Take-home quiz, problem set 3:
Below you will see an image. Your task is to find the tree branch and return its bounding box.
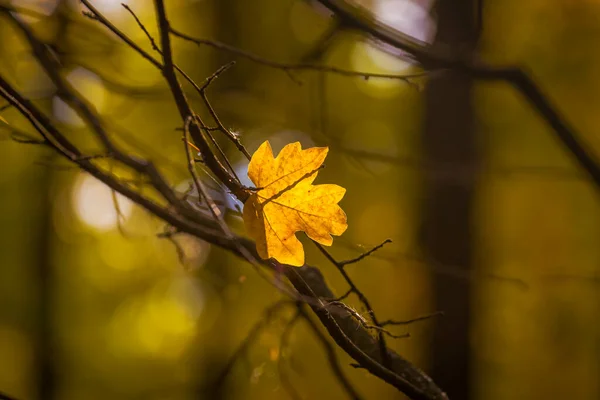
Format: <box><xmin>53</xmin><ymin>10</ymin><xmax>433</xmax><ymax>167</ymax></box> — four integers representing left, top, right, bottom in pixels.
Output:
<box><xmin>169</xmin><ymin>27</ymin><xmax>428</xmax><ymax>84</ymax></box>
<box><xmin>316</xmin><ymin>0</ymin><xmax>600</xmax><ymax>191</ymax></box>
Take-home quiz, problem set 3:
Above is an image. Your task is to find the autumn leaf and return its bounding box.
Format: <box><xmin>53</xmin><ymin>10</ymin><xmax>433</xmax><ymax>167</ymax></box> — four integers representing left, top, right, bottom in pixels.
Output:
<box><xmin>243</xmin><ymin>141</ymin><xmax>347</xmax><ymax>266</ymax></box>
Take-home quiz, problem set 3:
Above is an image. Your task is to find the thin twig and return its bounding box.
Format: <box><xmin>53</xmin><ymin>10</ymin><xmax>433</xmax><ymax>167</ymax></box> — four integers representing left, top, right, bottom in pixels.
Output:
<box><xmin>160</xmin><ymin>228</ymin><xmax>188</xmax><ymax>267</ymax></box>
<box><xmin>122</xmin><ymin>3</ymin><xmax>247</xmax><ymax>178</ymax></box>
<box><xmin>339</xmin><ymin>238</ymin><xmax>529</xmax><ymax>290</ymax></box>
<box><xmin>381</xmin><ymin>311</ymin><xmax>444</xmax><ymax>327</ymax></box>
<box><xmin>3</xmin><ymin>128</ymin><xmax>47</xmax><ymax>145</ymax></box>
<box><xmin>335</xmin><ymin>288</ymin><xmax>353</xmax><ymax>302</ymax></box>
<box><xmin>314</xmin><ymin>242</ymin><xmax>391</xmax><ymax>367</ymax></box>
<box><xmin>79</xmin><ymin>1</ymin><xmax>162</xmax><ymax>69</ymax></box>
<box><xmin>121</xmin><ymin>3</ymin><xmax>161</xmax><ymax>52</ymax></box>
<box><xmin>170</xmin><ymin>28</ymin><xmax>429</xmax><ymax>84</ymax></box>
<box><xmin>182</xmin><ymin>116</ymin><xmax>227</xmax><ymax>230</ymax></box>
<box><xmin>152</xmin><ymin>0</ymin><xmax>246</xmax><ymax>200</ymax></box>
<box><xmin>197</xmin><ymin>62</ymin><xmax>252</xmax><ymax>160</ymax></box>
<box><xmin>110</xmin><ymin>187</ymin><xmax>127</xmax><ymax>236</ymax></box>
<box><xmin>326</xmin><ymin>301</ymin><xmax>409</xmax><ymax>339</ymax></box>
<box><xmin>341</xmin><ymin>147</ymin><xmax>586</xmax><ymax>183</ymax></box>
<box><xmin>197</xmin><ymin>113</ymin><xmax>242</xmax><ymax>184</ymax></box>
<box><xmin>339</xmin><ymin>238</ymin><xmax>392</xmax><ymax>266</ymax></box>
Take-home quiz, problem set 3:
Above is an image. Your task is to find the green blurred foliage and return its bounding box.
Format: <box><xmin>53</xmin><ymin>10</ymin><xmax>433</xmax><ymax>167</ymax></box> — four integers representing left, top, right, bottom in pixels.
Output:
<box><xmin>0</xmin><ymin>0</ymin><xmax>598</xmax><ymax>400</ymax></box>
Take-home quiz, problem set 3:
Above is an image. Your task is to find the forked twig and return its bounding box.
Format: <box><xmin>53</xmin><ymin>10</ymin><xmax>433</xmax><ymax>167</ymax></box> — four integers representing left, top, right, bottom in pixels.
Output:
<box><xmin>314</xmin><ymin>242</ymin><xmax>391</xmax><ymax>366</ymax></box>
<box><xmin>121</xmin><ymin>4</ymin><xmax>250</xmax><ymax>170</ymax></box>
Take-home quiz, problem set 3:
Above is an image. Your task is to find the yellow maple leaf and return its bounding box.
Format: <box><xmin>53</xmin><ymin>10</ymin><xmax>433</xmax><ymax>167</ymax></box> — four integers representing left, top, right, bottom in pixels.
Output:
<box><xmin>243</xmin><ymin>141</ymin><xmax>347</xmax><ymax>266</ymax></box>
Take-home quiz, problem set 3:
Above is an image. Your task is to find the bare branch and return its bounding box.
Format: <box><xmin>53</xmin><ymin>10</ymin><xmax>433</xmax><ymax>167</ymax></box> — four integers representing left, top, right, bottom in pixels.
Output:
<box><xmin>159</xmin><ymin>229</ymin><xmax>188</xmax><ymax>267</ymax></box>
<box><xmin>341</xmin><ymin>147</ymin><xmax>587</xmax><ymax>183</ymax></box>
<box><xmin>381</xmin><ymin>311</ymin><xmax>445</xmax><ymax>327</ymax></box>
<box><xmin>317</xmin><ymin>0</ymin><xmax>600</xmax><ymax>191</ymax></box>
<box><xmin>339</xmin><ymin>238</ymin><xmax>392</xmax><ymax>266</ymax></box>
<box><xmin>2</xmin><ymin>9</ymin><xmax>198</xmax><ymax>219</ymax></box>
<box><xmin>285</xmin><ymin>266</ymin><xmax>445</xmax><ymax>400</ymax></box>
<box><xmin>121</xmin><ymin>3</ymin><xmax>161</xmax><ymax>52</ymax></box>
<box><xmin>152</xmin><ymin>0</ymin><xmax>246</xmax><ymax>201</ymax></box>
<box><xmin>197</xmin><ymin>65</ymin><xmax>252</xmax><ymax>161</ymax></box>
<box><xmin>79</xmin><ymin>1</ymin><xmax>162</xmax><ymax>70</ymax></box>
<box><xmin>0</xmin><ymin>73</ymin><xmax>230</xmax><ymax>248</ymax></box>
<box><xmin>170</xmin><ymin>28</ymin><xmax>429</xmax><ymax>84</ymax></box>
<box><xmin>326</xmin><ymin>301</ymin><xmax>409</xmax><ymax>340</ymax></box>
<box><xmin>314</xmin><ymin>242</ymin><xmax>391</xmax><ymax>367</ymax></box>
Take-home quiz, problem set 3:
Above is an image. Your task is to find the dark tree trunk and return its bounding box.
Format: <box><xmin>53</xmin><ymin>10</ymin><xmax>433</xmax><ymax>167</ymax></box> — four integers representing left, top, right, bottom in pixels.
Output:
<box><xmin>421</xmin><ymin>1</ymin><xmax>480</xmax><ymax>399</ymax></box>
<box><xmin>34</xmin><ymin>4</ymin><xmax>74</xmax><ymax>397</ymax></box>
<box><xmin>34</xmin><ymin>167</ymin><xmax>55</xmax><ymax>400</ymax></box>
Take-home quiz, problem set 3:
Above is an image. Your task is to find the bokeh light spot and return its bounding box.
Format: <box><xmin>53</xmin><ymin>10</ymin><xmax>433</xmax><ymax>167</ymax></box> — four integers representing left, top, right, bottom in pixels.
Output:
<box><xmin>10</xmin><ymin>0</ymin><xmax>59</xmax><ymax>23</ymax></box>
<box><xmin>351</xmin><ymin>0</ymin><xmax>436</xmax><ymax>95</ymax></box>
<box><xmin>350</xmin><ymin>42</ymin><xmax>410</xmax><ymax>96</ymax></box>
<box><xmin>72</xmin><ymin>174</ymin><xmax>133</xmax><ymax>231</ymax></box>
<box><xmin>109</xmin><ymin>279</ymin><xmax>203</xmax><ymax>360</ymax></box>
<box><xmin>374</xmin><ymin>0</ymin><xmax>436</xmax><ymax>44</ymax></box>
<box><xmin>53</xmin><ymin>68</ymin><xmax>106</xmax><ymax>126</ymax></box>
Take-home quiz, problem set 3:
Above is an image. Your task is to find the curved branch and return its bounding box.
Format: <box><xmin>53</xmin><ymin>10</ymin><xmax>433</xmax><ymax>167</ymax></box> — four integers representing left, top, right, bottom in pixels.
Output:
<box><xmin>286</xmin><ymin>266</ymin><xmax>447</xmax><ymax>400</ymax></box>
<box><xmin>169</xmin><ymin>28</ymin><xmax>428</xmax><ymax>83</ymax></box>
<box><xmin>317</xmin><ymin>0</ymin><xmax>600</xmax><ymax>191</ymax></box>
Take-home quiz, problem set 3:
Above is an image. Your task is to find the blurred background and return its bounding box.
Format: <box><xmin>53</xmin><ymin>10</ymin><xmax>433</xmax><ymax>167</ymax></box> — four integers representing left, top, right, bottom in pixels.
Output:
<box><xmin>0</xmin><ymin>0</ymin><xmax>598</xmax><ymax>399</ymax></box>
